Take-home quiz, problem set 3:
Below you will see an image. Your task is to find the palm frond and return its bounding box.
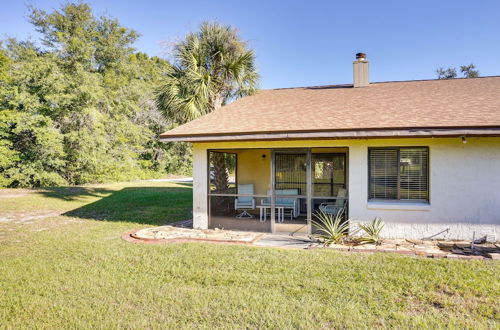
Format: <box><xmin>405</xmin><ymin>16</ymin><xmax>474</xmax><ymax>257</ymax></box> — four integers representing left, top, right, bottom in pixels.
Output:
<box><xmin>156</xmin><ymin>21</ymin><xmax>259</xmax><ymax>125</ymax></box>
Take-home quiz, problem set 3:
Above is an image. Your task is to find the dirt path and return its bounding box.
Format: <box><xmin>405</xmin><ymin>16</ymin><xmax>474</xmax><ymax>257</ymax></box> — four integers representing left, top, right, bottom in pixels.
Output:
<box><xmin>0</xmin><ymin>211</ymin><xmax>62</xmax><ymax>224</ymax></box>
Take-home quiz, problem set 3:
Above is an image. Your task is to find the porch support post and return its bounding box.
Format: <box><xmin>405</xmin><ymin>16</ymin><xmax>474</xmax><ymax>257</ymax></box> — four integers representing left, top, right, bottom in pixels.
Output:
<box><xmin>270</xmin><ymin>149</ymin><xmax>276</xmax><ymax>233</ymax></box>
<box><xmin>306</xmin><ymin>148</ymin><xmax>312</xmax><ymax>234</ymax></box>
<box><xmin>193</xmin><ymin>144</ymin><xmax>208</xmax><ymax>229</ymax></box>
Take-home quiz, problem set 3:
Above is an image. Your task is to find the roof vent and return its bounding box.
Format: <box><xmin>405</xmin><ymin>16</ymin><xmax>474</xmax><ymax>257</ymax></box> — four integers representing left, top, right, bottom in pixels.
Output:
<box><xmin>353</xmin><ymin>52</ymin><xmax>369</xmax><ymax>87</ymax></box>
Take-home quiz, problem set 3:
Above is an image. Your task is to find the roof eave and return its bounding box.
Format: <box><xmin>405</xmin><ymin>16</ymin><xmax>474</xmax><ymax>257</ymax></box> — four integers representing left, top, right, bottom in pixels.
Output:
<box><xmin>160</xmin><ymin>127</ymin><xmax>500</xmax><ymax>142</ymax></box>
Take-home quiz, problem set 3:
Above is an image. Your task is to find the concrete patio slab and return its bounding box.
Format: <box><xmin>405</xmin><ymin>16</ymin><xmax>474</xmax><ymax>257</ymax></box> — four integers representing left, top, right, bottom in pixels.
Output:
<box><xmin>253</xmin><ymin>234</ymin><xmax>315</xmax><ymax>249</ymax></box>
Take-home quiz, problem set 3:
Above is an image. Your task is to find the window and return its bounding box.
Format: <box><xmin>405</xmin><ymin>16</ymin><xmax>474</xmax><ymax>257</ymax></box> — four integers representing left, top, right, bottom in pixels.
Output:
<box><xmin>368</xmin><ymin>147</ymin><xmax>428</xmax><ymax>201</ymax></box>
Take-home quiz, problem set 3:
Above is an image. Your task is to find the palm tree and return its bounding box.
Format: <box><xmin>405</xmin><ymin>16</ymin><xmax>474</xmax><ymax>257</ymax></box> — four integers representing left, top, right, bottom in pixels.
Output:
<box><xmin>157</xmin><ymin>21</ymin><xmax>259</xmax><ymax>193</ymax></box>
<box><xmin>157</xmin><ymin>21</ymin><xmax>259</xmax><ymax>124</ymax></box>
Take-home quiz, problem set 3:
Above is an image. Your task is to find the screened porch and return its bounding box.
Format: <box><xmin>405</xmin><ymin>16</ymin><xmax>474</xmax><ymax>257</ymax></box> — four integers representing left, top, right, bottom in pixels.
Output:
<box><xmin>207</xmin><ymin>148</ymin><xmax>348</xmax><ymax>234</ymax></box>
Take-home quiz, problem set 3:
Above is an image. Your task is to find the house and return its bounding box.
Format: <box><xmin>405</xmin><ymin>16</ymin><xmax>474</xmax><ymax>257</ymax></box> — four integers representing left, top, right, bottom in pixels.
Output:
<box><xmin>160</xmin><ymin>53</ymin><xmax>500</xmax><ymax>241</ymax></box>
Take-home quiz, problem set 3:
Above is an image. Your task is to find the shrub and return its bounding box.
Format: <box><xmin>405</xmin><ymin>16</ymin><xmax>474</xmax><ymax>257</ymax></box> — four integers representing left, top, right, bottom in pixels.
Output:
<box><xmin>312</xmin><ymin>209</ymin><xmax>350</xmax><ymax>246</ymax></box>
<box><xmin>357</xmin><ymin>217</ymin><xmax>385</xmax><ymax>245</ymax></box>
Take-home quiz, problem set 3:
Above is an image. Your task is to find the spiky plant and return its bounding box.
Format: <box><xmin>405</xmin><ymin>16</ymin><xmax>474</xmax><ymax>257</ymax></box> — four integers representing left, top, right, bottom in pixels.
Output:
<box><xmin>311</xmin><ymin>209</ymin><xmax>350</xmax><ymax>246</ymax></box>
<box><xmin>357</xmin><ymin>217</ymin><xmax>385</xmax><ymax>245</ymax></box>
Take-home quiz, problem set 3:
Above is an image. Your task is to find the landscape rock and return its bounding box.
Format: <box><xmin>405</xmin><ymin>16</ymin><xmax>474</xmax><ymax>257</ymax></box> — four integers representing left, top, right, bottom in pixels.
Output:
<box><xmin>486</xmin><ymin>253</ymin><xmax>500</xmax><ymax>260</ymax></box>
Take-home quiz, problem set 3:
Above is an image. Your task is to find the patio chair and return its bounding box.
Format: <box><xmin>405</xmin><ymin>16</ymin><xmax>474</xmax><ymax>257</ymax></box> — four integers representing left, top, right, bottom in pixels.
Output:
<box><xmin>234</xmin><ymin>184</ymin><xmax>255</xmax><ymax>218</ymax></box>
<box><xmin>319</xmin><ymin>188</ymin><xmax>347</xmax><ymax>216</ymax></box>
<box><xmin>277</xmin><ymin>189</ymin><xmax>300</xmax><ymax>218</ymax></box>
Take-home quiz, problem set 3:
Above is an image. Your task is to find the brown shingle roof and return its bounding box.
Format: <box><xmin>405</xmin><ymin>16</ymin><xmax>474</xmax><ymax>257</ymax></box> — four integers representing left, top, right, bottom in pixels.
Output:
<box><xmin>160</xmin><ymin>76</ymin><xmax>500</xmax><ymax>141</ymax></box>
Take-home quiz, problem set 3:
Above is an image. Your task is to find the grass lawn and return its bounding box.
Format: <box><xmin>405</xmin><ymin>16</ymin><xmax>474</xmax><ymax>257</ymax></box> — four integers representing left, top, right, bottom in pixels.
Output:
<box><xmin>0</xmin><ymin>181</ymin><xmax>498</xmax><ymax>328</ymax></box>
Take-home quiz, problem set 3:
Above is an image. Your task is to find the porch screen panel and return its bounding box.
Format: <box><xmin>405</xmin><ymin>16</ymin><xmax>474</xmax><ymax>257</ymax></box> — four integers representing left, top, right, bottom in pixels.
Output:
<box><xmin>369</xmin><ymin>149</ymin><xmax>398</xmax><ymax>199</ymax></box>
<box><xmin>275</xmin><ymin>153</ymin><xmax>307</xmax><ymax>195</ymax></box>
<box><xmin>275</xmin><ymin>153</ymin><xmax>307</xmax><ymax>215</ymax></box>
<box><xmin>208</xmin><ymin>151</ymin><xmax>237</xmax><ymax>194</ymax></box>
<box><xmin>399</xmin><ymin>148</ymin><xmax>428</xmax><ymax>200</ymax></box>
<box><xmin>312</xmin><ymin>153</ymin><xmax>346</xmax><ymax>197</ymax></box>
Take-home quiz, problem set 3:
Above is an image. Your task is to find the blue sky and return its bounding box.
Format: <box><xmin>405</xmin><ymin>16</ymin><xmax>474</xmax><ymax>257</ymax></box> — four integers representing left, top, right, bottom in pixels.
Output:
<box><xmin>1</xmin><ymin>0</ymin><xmax>499</xmax><ymax>89</ymax></box>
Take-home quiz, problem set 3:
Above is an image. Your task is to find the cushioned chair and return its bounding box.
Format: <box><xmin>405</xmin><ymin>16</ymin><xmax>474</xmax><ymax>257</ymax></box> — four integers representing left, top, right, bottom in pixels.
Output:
<box><xmin>319</xmin><ymin>188</ymin><xmax>347</xmax><ymax>216</ymax></box>
<box><xmin>261</xmin><ymin>189</ymin><xmax>300</xmax><ymax>219</ymax></box>
<box><xmin>234</xmin><ymin>184</ymin><xmax>255</xmax><ymax>218</ymax></box>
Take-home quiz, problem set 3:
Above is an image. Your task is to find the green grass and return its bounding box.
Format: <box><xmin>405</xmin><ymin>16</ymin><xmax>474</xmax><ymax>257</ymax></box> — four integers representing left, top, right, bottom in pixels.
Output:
<box><xmin>0</xmin><ymin>181</ymin><xmax>498</xmax><ymax>329</ymax></box>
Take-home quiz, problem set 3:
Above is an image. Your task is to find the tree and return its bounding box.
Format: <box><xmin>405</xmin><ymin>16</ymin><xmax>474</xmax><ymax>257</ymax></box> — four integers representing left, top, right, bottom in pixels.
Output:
<box><xmin>156</xmin><ymin>22</ymin><xmax>259</xmax><ymax>191</ymax></box>
<box><xmin>0</xmin><ymin>2</ymin><xmax>178</xmax><ymax>187</ymax></box>
<box><xmin>0</xmin><ymin>49</ymin><xmax>10</xmax><ymax>83</ymax></box>
<box><xmin>436</xmin><ymin>64</ymin><xmax>479</xmax><ymax>79</ymax></box>
<box><xmin>157</xmin><ymin>21</ymin><xmax>259</xmax><ymax>123</ymax></box>
<box><xmin>460</xmin><ymin>64</ymin><xmax>479</xmax><ymax>78</ymax></box>
<box><xmin>436</xmin><ymin>67</ymin><xmax>457</xmax><ymax>79</ymax></box>
<box><xmin>0</xmin><ymin>110</ymin><xmax>66</xmax><ymax>187</ymax></box>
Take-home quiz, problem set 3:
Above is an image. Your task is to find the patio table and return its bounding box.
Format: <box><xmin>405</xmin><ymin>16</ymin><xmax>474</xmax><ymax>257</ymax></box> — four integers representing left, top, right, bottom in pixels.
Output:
<box><xmin>257</xmin><ymin>205</ymin><xmax>284</xmax><ymax>222</ymax></box>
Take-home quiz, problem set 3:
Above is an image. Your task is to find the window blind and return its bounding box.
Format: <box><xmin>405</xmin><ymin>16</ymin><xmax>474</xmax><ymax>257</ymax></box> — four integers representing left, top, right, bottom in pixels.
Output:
<box><xmin>399</xmin><ymin>148</ymin><xmax>428</xmax><ymax>200</ymax></box>
<box><xmin>369</xmin><ymin>147</ymin><xmax>428</xmax><ymax>201</ymax></box>
<box><xmin>369</xmin><ymin>149</ymin><xmax>398</xmax><ymax>199</ymax></box>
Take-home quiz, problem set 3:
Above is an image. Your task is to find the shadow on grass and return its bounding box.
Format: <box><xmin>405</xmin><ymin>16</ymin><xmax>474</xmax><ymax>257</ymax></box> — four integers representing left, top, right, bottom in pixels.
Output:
<box><xmin>35</xmin><ymin>187</ymin><xmax>116</xmax><ymax>201</ymax></box>
<box><xmin>63</xmin><ymin>185</ymin><xmax>193</xmax><ymax>225</ymax></box>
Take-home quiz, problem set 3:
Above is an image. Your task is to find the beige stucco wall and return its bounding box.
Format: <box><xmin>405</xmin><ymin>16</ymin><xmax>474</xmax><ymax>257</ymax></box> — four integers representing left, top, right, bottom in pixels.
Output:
<box><xmin>192</xmin><ymin>137</ymin><xmax>500</xmax><ymax>241</ymax></box>
<box><xmin>236</xmin><ymin>149</ymin><xmax>271</xmax><ymax>195</ymax></box>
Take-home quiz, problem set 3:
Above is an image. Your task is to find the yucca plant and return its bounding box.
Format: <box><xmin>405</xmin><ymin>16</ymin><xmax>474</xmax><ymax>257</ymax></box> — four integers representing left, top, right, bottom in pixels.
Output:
<box><xmin>311</xmin><ymin>209</ymin><xmax>350</xmax><ymax>246</ymax></box>
<box><xmin>357</xmin><ymin>217</ymin><xmax>385</xmax><ymax>245</ymax></box>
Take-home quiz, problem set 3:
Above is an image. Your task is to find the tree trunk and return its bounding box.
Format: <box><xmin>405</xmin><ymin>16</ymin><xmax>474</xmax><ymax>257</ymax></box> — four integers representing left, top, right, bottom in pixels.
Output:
<box><xmin>210</xmin><ymin>93</ymin><xmax>228</xmax><ymax>193</ymax></box>
<box><xmin>211</xmin><ymin>152</ymin><xmax>230</xmax><ymax>214</ymax></box>
<box><xmin>208</xmin><ymin>93</ymin><xmax>224</xmax><ymax>113</ymax></box>
<box><xmin>208</xmin><ymin>94</ymin><xmax>230</xmax><ymax>213</ymax></box>
<box><xmin>212</xmin><ymin>152</ymin><xmax>228</xmax><ymax>193</ymax></box>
